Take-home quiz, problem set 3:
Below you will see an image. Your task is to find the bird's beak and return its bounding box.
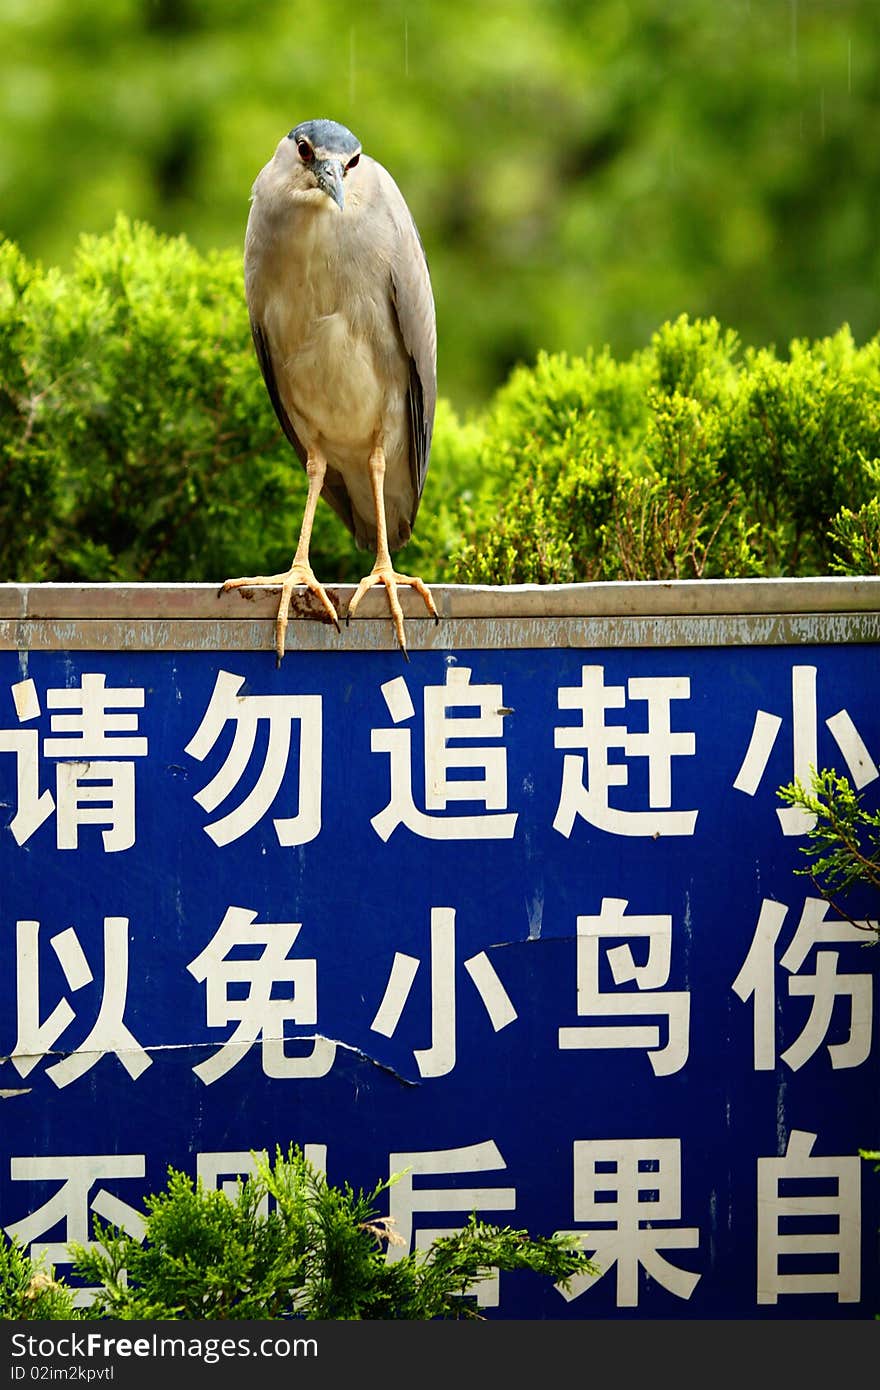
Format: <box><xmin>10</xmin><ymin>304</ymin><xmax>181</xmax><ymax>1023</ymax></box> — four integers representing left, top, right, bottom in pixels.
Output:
<box><xmin>315</xmin><ymin>158</ymin><xmax>345</xmax><ymax>211</ymax></box>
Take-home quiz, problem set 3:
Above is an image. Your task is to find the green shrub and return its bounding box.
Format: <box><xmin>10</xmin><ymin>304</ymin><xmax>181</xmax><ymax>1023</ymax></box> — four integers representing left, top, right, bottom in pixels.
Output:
<box><xmin>777</xmin><ymin>768</ymin><xmax>880</xmax><ymax>939</ymax></box>
<box><xmin>447</xmin><ymin>316</ymin><xmax>880</xmax><ymax>585</ymax></box>
<box><xmin>2</xmin><ymin>222</ymin><xmax>879</xmax><ymax>590</ymax></box>
<box><xmin>63</xmin><ymin>1146</ymin><xmax>597</xmax><ymax>1320</ymax></box>
<box><xmin>721</xmin><ymin>331</ymin><xmax>880</xmax><ymax>573</ymax></box>
<box><xmin>778</xmin><ymin>767</ymin><xmax>879</xmax><ymax>1315</ymax></box>
<box><xmin>0</xmin><ymin>1231</ymin><xmax>78</xmax><ymax>1320</ymax></box>
<box><xmin>829</xmin><ymin>487</ymin><xmax>880</xmax><ymax>576</ymax></box>
<box><xmin>0</xmin><ymin>218</ymin><xmax>470</xmax><ymax>589</ymax></box>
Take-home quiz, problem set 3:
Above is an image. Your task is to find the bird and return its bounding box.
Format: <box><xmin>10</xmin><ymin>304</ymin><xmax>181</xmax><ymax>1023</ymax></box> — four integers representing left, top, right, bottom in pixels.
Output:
<box><xmin>222</xmin><ymin>117</ymin><xmax>439</xmax><ymax>663</ymax></box>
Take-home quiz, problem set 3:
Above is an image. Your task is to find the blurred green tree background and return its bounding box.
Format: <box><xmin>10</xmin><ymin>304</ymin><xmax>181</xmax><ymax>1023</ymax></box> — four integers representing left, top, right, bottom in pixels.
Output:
<box><xmin>2</xmin><ymin>0</ymin><xmax>878</xmax><ymax>411</ymax></box>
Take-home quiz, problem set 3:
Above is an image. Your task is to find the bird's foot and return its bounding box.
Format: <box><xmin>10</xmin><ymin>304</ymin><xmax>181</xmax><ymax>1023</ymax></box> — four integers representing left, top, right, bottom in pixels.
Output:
<box><xmin>345</xmin><ymin>564</ymin><xmax>439</xmax><ymax>659</ymax></box>
<box><xmin>221</xmin><ymin>566</ymin><xmax>340</xmax><ymax>664</ymax></box>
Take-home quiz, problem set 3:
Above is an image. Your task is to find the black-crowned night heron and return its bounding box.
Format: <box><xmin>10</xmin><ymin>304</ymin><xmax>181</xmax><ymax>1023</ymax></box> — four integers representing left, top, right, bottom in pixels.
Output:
<box><xmin>223</xmin><ymin>117</ymin><xmax>439</xmax><ymax>662</ymax></box>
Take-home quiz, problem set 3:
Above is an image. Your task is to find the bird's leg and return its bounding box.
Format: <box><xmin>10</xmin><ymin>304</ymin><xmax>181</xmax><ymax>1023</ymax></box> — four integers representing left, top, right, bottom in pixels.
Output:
<box><xmin>345</xmin><ymin>444</ymin><xmax>439</xmax><ymax>658</ymax></box>
<box><xmin>221</xmin><ymin>448</ymin><xmax>340</xmax><ymax>664</ymax></box>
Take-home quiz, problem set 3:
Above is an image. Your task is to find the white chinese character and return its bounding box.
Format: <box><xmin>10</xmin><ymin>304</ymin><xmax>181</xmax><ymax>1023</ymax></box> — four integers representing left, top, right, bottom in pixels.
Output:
<box><xmin>186</xmin><ymin>905</ymin><xmax>335</xmax><ymax>1084</ymax></box>
<box><xmin>12</xmin><ymin>917</ymin><xmax>151</xmax><ymax>1088</ymax></box>
<box><xmin>0</xmin><ymin>675</ymin><xmax>147</xmax><ymax>851</ymax></box>
<box><xmin>185</xmin><ymin>670</ymin><xmax>322</xmax><ymax>846</ymax></box>
<box><xmin>757</xmin><ymin>1130</ymin><xmax>860</xmax><ymax>1303</ymax></box>
<box><xmin>370</xmin><ymin>669</ymin><xmax>518</xmax><ymax>841</ymax></box>
<box><xmin>0</xmin><ymin>679</ymin><xmax>53</xmax><ymax>842</ymax></box>
<box><xmin>553</xmin><ymin>666</ymin><xmax>697</xmax><ymax>837</ymax></box>
<box><xmin>386</xmin><ymin>1139</ymin><xmax>516</xmax><ymax>1307</ymax></box>
<box><xmin>732</xmin><ymin>897</ymin><xmax>873</xmax><ymax>1070</ymax></box>
<box><xmin>370</xmin><ymin>906</ymin><xmax>517</xmax><ymax>1077</ymax></box>
<box><xmin>197</xmin><ymin>1150</ymin><xmax>270</xmax><ymax>1205</ymax></box>
<box><xmin>558</xmin><ymin>898</ymin><xmax>690</xmax><ymax>1076</ymax></box>
<box><xmin>555</xmin><ymin>1138</ymin><xmax>701</xmax><ymax>1307</ymax></box>
<box><xmin>5</xmin><ymin>1154</ymin><xmax>145</xmax><ymax>1307</ymax></box>
<box><xmin>733</xmin><ymin>664</ymin><xmax>878</xmax><ymax>834</ymax></box>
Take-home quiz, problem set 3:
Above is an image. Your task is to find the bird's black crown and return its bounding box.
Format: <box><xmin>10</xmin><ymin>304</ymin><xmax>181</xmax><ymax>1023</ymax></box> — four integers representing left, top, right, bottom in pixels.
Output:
<box><xmin>288</xmin><ymin>119</ymin><xmax>360</xmax><ymax>157</ymax></box>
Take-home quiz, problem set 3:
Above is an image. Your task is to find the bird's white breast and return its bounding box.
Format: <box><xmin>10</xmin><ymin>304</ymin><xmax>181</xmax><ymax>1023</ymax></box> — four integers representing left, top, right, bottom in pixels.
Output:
<box><xmin>245</xmin><ymin>188</ymin><xmax>408</xmax><ymax>464</ymax></box>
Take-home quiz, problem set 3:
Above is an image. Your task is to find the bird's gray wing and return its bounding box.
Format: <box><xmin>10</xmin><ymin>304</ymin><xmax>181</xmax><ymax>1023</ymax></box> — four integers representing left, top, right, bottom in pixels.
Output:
<box><xmin>250</xmin><ymin>317</ymin><xmax>356</xmax><ymax>537</ymax></box>
<box><xmin>385</xmin><ymin>180</ymin><xmax>437</xmax><ymax>516</ymax></box>
<box><xmin>250</xmin><ymin>318</ymin><xmax>306</xmax><ymax>467</ymax></box>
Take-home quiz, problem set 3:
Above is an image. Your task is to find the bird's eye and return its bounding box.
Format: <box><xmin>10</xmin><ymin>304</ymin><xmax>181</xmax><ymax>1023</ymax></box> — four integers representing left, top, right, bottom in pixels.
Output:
<box><xmin>297</xmin><ymin>141</ymin><xmax>314</xmax><ymax>163</ymax></box>
<box><xmin>345</xmin><ymin>153</ymin><xmax>360</xmax><ymax>172</ymax></box>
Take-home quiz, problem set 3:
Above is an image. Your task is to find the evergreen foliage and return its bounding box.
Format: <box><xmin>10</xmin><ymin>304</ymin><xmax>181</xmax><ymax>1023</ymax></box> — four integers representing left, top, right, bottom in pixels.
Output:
<box><xmin>449</xmin><ymin>316</ymin><xmax>880</xmax><ymax>584</ymax></box>
<box><xmin>777</xmin><ymin>769</ymin><xmax>880</xmax><ymax>939</ymax></box>
<box><xmin>0</xmin><ymin>218</ymin><xmax>474</xmax><ymax>588</ymax></box>
<box><xmin>778</xmin><ymin>767</ymin><xmax>880</xmax><ymax>1273</ymax></box>
<box><xmin>2</xmin><ymin>221</ymin><xmax>879</xmax><ymax>591</ymax></box>
<box><xmin>59</xmin><ymin>1145</ymin><xmax>597</xmax><ymax>1320</ymax></box>
<box><xmin>0</xmin><ymin>1232</ymin><xmax>77</xmax><ymax>1320</ymax></box>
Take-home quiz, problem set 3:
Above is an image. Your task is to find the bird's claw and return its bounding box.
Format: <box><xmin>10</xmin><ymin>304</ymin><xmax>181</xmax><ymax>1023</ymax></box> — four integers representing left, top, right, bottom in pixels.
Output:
<box><xmin>221</xmin><ymin>564</ymin><xmax>434</xmax><ymax>662</ymax></box>
<box><xmin>221</xmin><ymin>567</ymin><xmax>341</xmax><ymax>664</ymax></box>
<box><xmin>346</xmin><ymin>566</ymin><xmax>436</xmax><ymax>656</ymax></box>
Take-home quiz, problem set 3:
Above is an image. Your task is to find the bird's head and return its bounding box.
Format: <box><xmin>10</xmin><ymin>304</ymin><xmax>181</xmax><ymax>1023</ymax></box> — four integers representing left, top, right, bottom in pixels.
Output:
<box><xmin>279</xmin><ymin>118</ymin><xmax>362</xmax><ymax>211</ymax></box>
